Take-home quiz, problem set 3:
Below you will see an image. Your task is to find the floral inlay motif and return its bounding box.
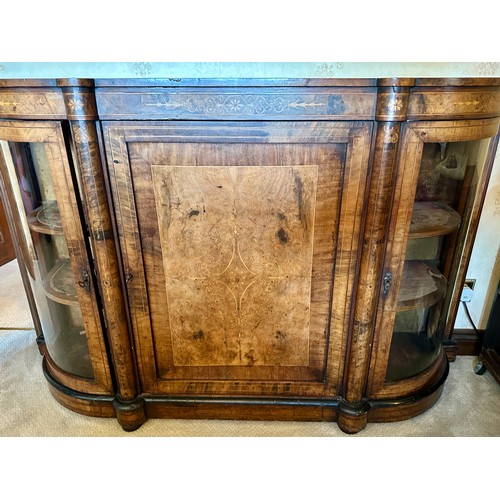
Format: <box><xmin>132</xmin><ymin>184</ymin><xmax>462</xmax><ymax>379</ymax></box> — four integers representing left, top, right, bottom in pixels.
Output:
<box><xmin>383</xmin><ymin>124</ymin><xmax>399</xmax><ymax>144</ymax></box>
<box><xmin>144</xmin><ymin>93</ymin><xmax>331</xmax><ymax>115</ymax></box>
<box><xmin>65</xmin><ymin>97</ymin><xmax>85</xmax><ymax>112</ymax></box>
<box><xmin>387</xmin><ymin>96</ymin><xmax>404</xmax><ymax>112</ymax></box>
<box><xmin>72</xmin><ymin>122</ymin><xmax>91</xmax><ymax>144</ymax></box>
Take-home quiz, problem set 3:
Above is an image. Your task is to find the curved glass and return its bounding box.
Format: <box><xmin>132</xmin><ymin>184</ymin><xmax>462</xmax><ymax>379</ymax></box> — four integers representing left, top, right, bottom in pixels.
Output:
<box><xmin>2</xmin><ymin>141</ymin><xmax>93</xmax><ymax>379</ymax></box>
<box><xmin>386</xmin><ymin>138</ymin><xmax>491</xmax><ymax>382</ymax></box>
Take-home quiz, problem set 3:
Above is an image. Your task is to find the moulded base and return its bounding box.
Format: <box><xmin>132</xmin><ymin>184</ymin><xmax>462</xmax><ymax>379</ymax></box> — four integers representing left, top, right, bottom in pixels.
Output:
<box><xmin>42</xmin><ymin>354</ymin><xmax>449</xmax><ymax>434</ymax></box>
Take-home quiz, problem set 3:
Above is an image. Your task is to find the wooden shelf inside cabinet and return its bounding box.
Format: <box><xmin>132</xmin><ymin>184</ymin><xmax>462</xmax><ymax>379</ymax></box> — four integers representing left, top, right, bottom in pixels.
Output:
<box><xmin>27</xmin><ymin>202</ymin><xmax>63</xmax><ymax>235</ymax></box>
<box><xmin>397</xmin><ymin>260</ymin><xmax>447</xmax><ymax>312</ymax></box>
<box><xmin>386</xmin><ymin>331</ymin><xmax>441</xmax><ymax>382</ymax></box>
<box><xmin>409</xmin><ymin>202</ymin><xmax>461</xmax><ymax>239</ymax></box>
<box><xmin>42</xmin><ymin>260</ymin><xmax>79</xmax><ymax>306</ymax></box>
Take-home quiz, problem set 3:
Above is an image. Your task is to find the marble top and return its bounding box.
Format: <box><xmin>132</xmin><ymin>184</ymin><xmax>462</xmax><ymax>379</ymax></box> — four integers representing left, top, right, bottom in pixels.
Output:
<box><xmin>0</xmin><ymin>62</ymin><xmax>499</xmax><ymax>79</ymax></box>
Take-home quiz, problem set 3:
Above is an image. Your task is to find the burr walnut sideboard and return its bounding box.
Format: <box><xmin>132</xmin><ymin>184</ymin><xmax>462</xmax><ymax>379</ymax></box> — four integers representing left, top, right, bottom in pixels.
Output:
<box><xmin>0</xmin><ymin>77</ymin><xmax>499</xmax><ymax>433</ymax></box>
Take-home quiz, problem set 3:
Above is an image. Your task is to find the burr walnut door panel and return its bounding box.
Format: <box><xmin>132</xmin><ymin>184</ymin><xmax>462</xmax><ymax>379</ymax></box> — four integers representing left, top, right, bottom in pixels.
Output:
<box><xmin>103</xmin><ymin>121</ymin><xmax>373</xmax><ymax>397</ymax></box>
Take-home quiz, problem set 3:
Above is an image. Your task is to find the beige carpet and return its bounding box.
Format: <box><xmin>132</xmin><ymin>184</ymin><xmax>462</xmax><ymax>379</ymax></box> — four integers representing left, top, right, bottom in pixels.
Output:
<box><xmin>0</xmin><ymin>259</ymin><xmax>34</xmax><ymax>330</ymax></box>
<box><xmin>1</xmin><ymin>259</ymin><xmax>499</xmax><ymax>437</ymax></box>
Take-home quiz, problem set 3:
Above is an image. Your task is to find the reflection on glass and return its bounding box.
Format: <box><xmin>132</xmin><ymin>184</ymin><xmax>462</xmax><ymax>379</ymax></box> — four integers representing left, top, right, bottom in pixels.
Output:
<box><xmin>386</xmin><ymin>139</ymin><xmax>490</xmax><ymax>382</ymax></box>
<box><xmin>6</xmin><ymin>142</ymin><xmax>93</xmax><ymax>379</ymax></box>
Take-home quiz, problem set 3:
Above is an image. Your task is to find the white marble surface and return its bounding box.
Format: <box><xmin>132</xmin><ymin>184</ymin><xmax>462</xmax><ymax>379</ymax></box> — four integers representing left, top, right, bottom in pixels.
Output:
<box><xmin>0</xmin><ymin>62</ymin><xmax>499</xmax><ymax>79</ymax></box>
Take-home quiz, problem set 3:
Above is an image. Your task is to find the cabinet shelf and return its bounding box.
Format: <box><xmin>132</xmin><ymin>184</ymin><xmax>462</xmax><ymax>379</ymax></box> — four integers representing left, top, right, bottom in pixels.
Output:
<box><xmin>27</xmin><ymin>202</ymin><xmax>63</xmax><ymax>235</ymax></box>
<box><xmin>42</xmin><ymin>260</ymin><xmax>79</xmax><ymax>306</ymax></box>
<box><xmin>409</xmin><ymin>202</ymin><xmax>461</xmax><ymax>239</ymax></box>
<box><xmin>397</xmin><ymin>260</ymin><xmax>447</xmax><ymax>312</ymax></box>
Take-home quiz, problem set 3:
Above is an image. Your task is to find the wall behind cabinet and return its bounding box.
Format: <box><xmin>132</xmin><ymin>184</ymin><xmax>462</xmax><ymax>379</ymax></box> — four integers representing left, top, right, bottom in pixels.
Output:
<box><xmin>455</xmin><ymin>145</ymin><xmax>500</xmax><ymax>329</ymax></box>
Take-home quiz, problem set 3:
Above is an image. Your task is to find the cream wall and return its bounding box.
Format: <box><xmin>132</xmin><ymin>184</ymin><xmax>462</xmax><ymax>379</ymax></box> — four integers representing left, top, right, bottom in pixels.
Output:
<box><xmin>455</xmin><ymin>144</ymin><xmax>500</xmax><ymax>329</ymax></box>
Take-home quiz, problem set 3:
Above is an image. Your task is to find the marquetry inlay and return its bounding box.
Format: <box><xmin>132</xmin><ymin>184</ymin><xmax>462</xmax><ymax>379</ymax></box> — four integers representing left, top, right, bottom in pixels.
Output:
<box><xmin>152</xmin><ymin>164</ymin><xmax>319</xmax><ymax>367</ymax></box>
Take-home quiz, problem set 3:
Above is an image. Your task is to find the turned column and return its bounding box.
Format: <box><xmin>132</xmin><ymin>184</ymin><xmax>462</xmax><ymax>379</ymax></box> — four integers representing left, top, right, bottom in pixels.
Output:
<box><xmin>57</xmin><ymin>79</ymin><xmax>146</xmax><ymax>431</ymax></box>
<box><xmin>337</xmin><ymin>78</ymin><xmax>414</xmax><ymax>433</ymax></box>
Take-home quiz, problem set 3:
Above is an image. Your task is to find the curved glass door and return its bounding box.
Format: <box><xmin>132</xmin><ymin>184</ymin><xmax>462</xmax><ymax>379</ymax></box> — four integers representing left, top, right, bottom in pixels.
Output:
<box><xmin>386</xmin><ymin>138</ymin><xmax>491</xmax><ymax>381</ymax></box>
<box><xmin>1</xmin><ymin>140</ymin><xmax>94</xmax><ymax>378</ymax></box>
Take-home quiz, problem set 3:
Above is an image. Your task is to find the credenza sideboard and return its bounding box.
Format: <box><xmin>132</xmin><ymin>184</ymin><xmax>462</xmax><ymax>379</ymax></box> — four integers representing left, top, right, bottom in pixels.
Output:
<box><xmin>1</xmin><ymin>77</ymin><xmax>499</xmax><ymax>433</ymax></box>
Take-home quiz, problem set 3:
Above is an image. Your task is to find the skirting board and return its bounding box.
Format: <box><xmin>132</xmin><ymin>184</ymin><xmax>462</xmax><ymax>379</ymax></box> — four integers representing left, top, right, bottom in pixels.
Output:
<box><xmin>445</xmin><ymin>329</ymin><xmax>485</xmax><ymax>361</ymax></box>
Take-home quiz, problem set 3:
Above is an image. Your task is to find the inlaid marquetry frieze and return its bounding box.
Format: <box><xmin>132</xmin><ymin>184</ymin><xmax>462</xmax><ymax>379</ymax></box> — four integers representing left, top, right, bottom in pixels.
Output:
<box><xmin>143</xmin><ymin>94</ymin><xmax>326</xmax><ymax>115</ymax></box>
<box><xmin>0</xmin><ymin>90</ymin><xmax>66</xmax><ymax>118</ymax></box>
<box><xmin>61</xmin><ymin>89</ymin><xmax>98</xmax><ymax>120</ymax></box>
<box><xmin>376</xmin><ymin>89</ymin><xmax>410</xmax><ymax>121</ymax></box>
<box><xmin>96</xmin><ymin>88</ymin><xmax>377</xmax><ymax>119</ymax></box>
<box><xmin>408</xmin><ymin>89</ymin><xmax>500</xmax><ymax>119</ymax></box>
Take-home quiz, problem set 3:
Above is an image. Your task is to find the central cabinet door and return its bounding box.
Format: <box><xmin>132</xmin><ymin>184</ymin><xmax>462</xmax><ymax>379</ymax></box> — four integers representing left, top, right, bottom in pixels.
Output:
<box><xmin>103</xmin><ymin>121</ymin><xmax>372</xmax><ymax>397</ymax></box>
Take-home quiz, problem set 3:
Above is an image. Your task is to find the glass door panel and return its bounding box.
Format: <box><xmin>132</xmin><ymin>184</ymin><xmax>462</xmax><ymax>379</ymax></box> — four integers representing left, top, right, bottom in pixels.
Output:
<box><xmin>386</xmin><ymin>138</ymin><xmax>491</xmax><ymax>382</ymax></box>
<box><xmin>1</xmin><ymin>140</ymin><xmax>93</xmax><ymax>379</ymax></box>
